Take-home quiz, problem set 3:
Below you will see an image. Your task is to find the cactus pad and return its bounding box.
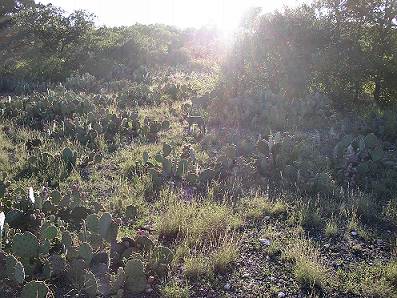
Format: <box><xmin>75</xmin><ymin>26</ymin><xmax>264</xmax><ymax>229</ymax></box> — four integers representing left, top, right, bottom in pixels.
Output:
<box><xmin>21</xmin><ymin>281</ymin><xmax>50</xmax><ymax>298</ymax></box>
<box><xmin>12</xmin><ymin>231</ymin><xmax>39</xmax><ymax>259</ymax></box>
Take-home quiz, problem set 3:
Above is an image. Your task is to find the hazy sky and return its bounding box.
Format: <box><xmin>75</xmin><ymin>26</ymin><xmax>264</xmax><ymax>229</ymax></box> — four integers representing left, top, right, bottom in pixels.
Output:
<box><xmin>38</xmin><ymin>0</ymin><xmax>305</xmax><ymax>33</ymax></box>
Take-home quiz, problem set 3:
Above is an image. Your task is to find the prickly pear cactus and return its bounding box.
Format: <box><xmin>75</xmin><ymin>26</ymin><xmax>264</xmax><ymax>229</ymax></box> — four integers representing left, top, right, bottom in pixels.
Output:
<box><xmin>99</xmin><ymin>212</ymin><xmax>112</xmax><ymax>238</ymax></box>
<box><xmin>21</xmin><ymin>281</ymin><xmax>50</xmax><ymax>298</ymax></box>
<box><xmin>162</xmin><ymin>158</ymin><xmax>172</xmax><ymax>176</ymax></box>
<box><xmin>12</xmin><ymin>231</ymin><xmax>39</xmax><ymax>259</ymax></box>
<box><xmin>149</xmin><ymin>246</ymin><xmax>174</xmax><ymax>277</ymax></box>
<box><xmin>62</xmin><ymin>147</ymin><xmax>77</xmax><ymax>167</ymax></box>
<box><xmin>14</xmin><ymin>260</ymin><xmax>25</xmax><ymax>284</ymax></box>
<box><xmin>86</xmin><ymin>214</ymin><xmax>99</xmax><ymax>233</ymax></box>
<box><xmin>48</xmin><ymin>254</ymin><xmax>66</xmax><ymax>277</ymax></box>
<box><xmin>67</xmin><ymin>258</ymin><xmax>87</xmax><ymax>286</ymax></box>
<box><xmin>61</xmin><ymin>230</ymin><xmax>73</xmax><ymax>250</ymax></box>
<box><xmin>79</xmin><ymin>242</ymin><xmax>93</xmax><ymax>264</ymax></box>
<box><xmin>126</xmin><ymin>205</ymin><xmax>137</xmax><ymax>220</ymax></box>
<box><xmin>111</xmin><ymin>267</ymin><xmax>126</xmax><ymax>292</ymax></box>
<box><xmin>83</xmin><ymin>270</ymin><xmax>98</xmax><ymax>297</ymax></box>
<box><xmin>40</xmin><ymin>239</ymin><xmax>51</xmax><ymax>255</ymax></box>
<box><xmin>135</xmin><ymin>235</ymin><xmax>154</xmax><ymax>252</ymax></box>
<box><xmin>4</xmin><ymin>252</ymin><xmax>25</xmax><ymax>283</ymax></box>
<box><xmin>163</xmin><ymin>143</ymin><xmax>172</xmax><ymax>157</ymax></box>
<box><xmin>153</xmin><ymin>246</ymin><xmax>174</xmax><ymax>264</ymax></box>
<box><xmin>42</xmin><ymin>224</ymin><xmax>58</xmax><ymax>241</ymax></box>
<box><xmin>125</xmin><ymin>258</ymin><xmax>147</xmax><ymax>294</ymax></box>
<box><xmin>5</xmin><ymin>254</ymin><xmax>21</xmax><ymax>282</ymax></box>
<box><xmin>176</xmin><ymin>159</ymin><xmax>188</xmax><ymax>178</ymax></box>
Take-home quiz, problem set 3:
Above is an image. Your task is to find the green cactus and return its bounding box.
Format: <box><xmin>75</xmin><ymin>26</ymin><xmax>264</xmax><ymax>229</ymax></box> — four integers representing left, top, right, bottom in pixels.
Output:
<box><xmin>153</xmin><ymin>246</ymin><xmax>174</xmax><ymax>264</ymax></box>
<box><xmin>83</xmin><ymin>270</ymin><xmax>98</xmax><ymax>297</ymax></box>
<box><xmin>40</xmin><ymin>239</ymin><xmax>51</xmax><ymax>255</ymax></box>
<box><xmin>148</xmin><ymin>168</ymin><xmax>163</xmax><ymax>188</ymax></box>
<box><xmin>111</xmin><ymin>267</ymin><xmax>126</xmax><ymax>292</ymax></box>
<box><xmin>67</xmin><ymin>258</ymin><xmax>87</xmax><ymax>286</ymax></box>
<box><xmin>14</xmin><ymin>260</ymin><xmax>25</xmax><ymax>284</ymax></box>
<box><xmin>162</xmin><ymin>158</ymin><xmax>173</xmax><ymax>176</ymax></box>
<box><xmin>364</xmin><ymin>133</ymin><xmax>378</xmax><ymax>149</ymax></box>
<box><xmin>42</xmin><ymin>201</ymin><xmax>56</xmax><ymax>214</ymax></box>
<box><xmin>155</xmin><ymin>152</ymin><xmax>164</xmax><ymax>163</ymax></box>
<box><xmin>149</xmin><ymin>246</ymin><xmax>174</xmax><ymax>277</ymax></box>
<box><xmin>86</xmin><ymin>214</ymin><xmax>99</xmax><ymax>233</ymax></box>
<box><xmin>79</xmin><ymin>242</ymin><xmax>93</xmax><ymax>264</ymax></box>
<box><xmin>21</xmin><ymin>281</ymin><xmax>50</xmax><ymax>298</ymax></box>
<box><xmin>176</xmin><ymin>159</ymin><xmax>188</xmax><ymax>178</ymax></box>
<box><xmin>125</xmin><ymin>258</ymin><xmax>147</xmax><ymax>294</ymax></box>
<box><xmin>42</xmin><ymin>224</ymin><xmax>58</xmax><ymax>241</ymax></box>
<box><xmin>143</xmin><ymin>151</ymin><xmax>149</xmax><ymax>164</ymax></box>
<box><xmin>62</xmin><ymin>147</ymin><xmax>77</xmax><ymax>167</ymax></box>
<box><xmin>186</xmin><ymin>173</ymin><xmax>198</xmax><ymax>184</ymax></box>
<box><xmin>199</xmin><ymin>168</ymin><xmax>216</xmax><ymax>184</ymax></box>
<box><xmin>50</xmin><ymin>190</ymin><xmax>62</xmax><ymax>204</ymax></box>
<box><xmin>162</xmin><ymin>120</ymin><xmax>170</xmax><ymax>130</ymax></box>
<box><xmin>88</xmin><ymin>233</ymin><xmax>103</xmax><ymax>249</ymax></box>
<box><xmin>126</xmin><ymin>205</ymin><xmax>137</xmax><ymax>220</ymax></box>
<box><xmin>6</xmin><ymin>254</ymin><xmax>17</xmax><ymax>277</ymax></box>
<box><xmin>163</xmin><ymin>143</ymin><xmax>172</xmax><ymax>157</ymax></box>
<box><xmin>61</xmin><ymin>231</ymin><xmax>73</xmax><ymax>250</ymax></box>
<box><xmin>12</xmin><ymin>231</ymin><xmax>39</xmax><ymax>259</ymax></box>
<box><xmin>48</xmin><ymin>254</ymin><xmax>66</xmax><ymax>277</ymax></box>
<box><xmin>99</xmin><ymin>212</ymin><xmax>112</xmax><ymax>238</ymax></box>
<box><xmin>370</xmin><ymin>146</ymin><xmax>384</xmax><ymax>162</ymax></box>
<box><xmin>135</xmin><ymin>235</ymin><xmax>154</xmax><ymax>252</ymax></box>
<box><xmin>98</xmin><ymin>212</ymin><xmax>118</xmax><ymax>242</ymax></box>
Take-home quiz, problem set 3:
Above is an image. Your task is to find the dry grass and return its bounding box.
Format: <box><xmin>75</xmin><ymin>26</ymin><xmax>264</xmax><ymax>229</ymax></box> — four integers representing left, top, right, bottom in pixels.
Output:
<box><xmin>156</xmin><ymin>193</ymin><xmax>241</xmax><ymax>246</ymax></box>
<box><xmin>282</xmin><ymin>234</ymin><xmax>331</xmax><ymax>290</ymax></box>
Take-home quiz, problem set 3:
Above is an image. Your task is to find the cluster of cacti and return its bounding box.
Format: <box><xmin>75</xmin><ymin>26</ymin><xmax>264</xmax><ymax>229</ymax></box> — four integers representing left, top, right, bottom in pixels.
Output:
<box><xmin>142</xmin><ymin>143</ymin><xmax>217</xmax><ymax>188</ymax></box>
<box><xmin>334</xmin><ymin>133</ymin><xmax>387</xmax><ymax>187</ymax></box>
<box><xmin>0</xmin><ymin>88</ymin><xmax>173</xmax><ymax>160</ymax></box>
<box><xmin>1</xmin><ymin>186</ymin><xmax>176</xmax><ymax>296</ymax></box>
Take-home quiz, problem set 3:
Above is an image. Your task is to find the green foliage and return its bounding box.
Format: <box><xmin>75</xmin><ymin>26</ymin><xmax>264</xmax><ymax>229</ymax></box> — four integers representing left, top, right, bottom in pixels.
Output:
<box><xmin>21</xmin><ymin>281</ymin><xmax>50</xmax><ymax>298</ymax></box>
<box><xmin>125</xmin><ymin>258</ymin><xmax>147</xmax><ymax>294</ymax></box>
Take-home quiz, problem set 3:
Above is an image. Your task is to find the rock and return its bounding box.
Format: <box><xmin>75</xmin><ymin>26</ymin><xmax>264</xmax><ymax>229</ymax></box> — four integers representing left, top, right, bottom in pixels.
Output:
<box><xmin>278</xmin><ymin>291</ymin><xmax>286</xmax><ymax>298</ymax></box>
<box><xmin>242</xmin><ymin>272</ymin><xmax>250</xmax><ymax>278</ymax></box>
<box><xmin>224</xmin><ymin>283</ymin><xmax>231</xmax><ymax>290</ymax></box>
<box><xmin>264</xmin><ymin>216</ymin><xmax>271</xmax><ymax>220</ymax></box>
<box><xmin>351</xmin><ymin>230</ymin><xmax>358</xmax><ymax>236</ymax></box>
<box><xmin>259</xmin><ymin>238</ymin><xmax>271</xmax><ymax>246</ymax></box>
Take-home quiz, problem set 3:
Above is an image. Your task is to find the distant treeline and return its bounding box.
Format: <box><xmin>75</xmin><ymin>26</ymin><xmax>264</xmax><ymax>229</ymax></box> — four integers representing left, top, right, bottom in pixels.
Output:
<box><xmin>0</xmin><ymin>1</ymin><xmax>221</xmax><ymax>91</ymax></box>
<box><xmin>222</xmin><ymin>0</ymin><xmax>397</xmax><ymax>104</ymax></box>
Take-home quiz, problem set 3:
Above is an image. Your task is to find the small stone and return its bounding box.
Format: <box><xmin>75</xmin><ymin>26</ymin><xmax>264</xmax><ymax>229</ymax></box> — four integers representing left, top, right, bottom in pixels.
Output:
<box><xmin>264</xmin><ymin>216</ymin><xmax>271</xmax><ymax>220</ymax></box>
<box><xmin>323</xmin><ymin>243</ymin><xmax>330</xmax><ymax>249</ymax></box>
<box><xmin>145</xmin><ymin>287</ymin><xmax>153</xmax><ymax>293</ymax></box>
<box><xmin>278</xmin><ymin>291</ymin><xmax>286</xmax><ymax>298</ymax></box>
<box><xmin>224</xmin><ymin>283</ymin><xmax>231</xmax><ymax>290</ymax></box>
<box><xmin>242</xmin><ymin>272</ymin><xmax>250</xmax><ymax>278</ymax></box>
<box><xmin>351</xmin><ymin>230</ymin><xmax>358</xmax><ymax>236</ymax></box>
<box><xmin>259</xmin><ymin>238</ymin><xmax>271</xmax><ymax>246</ymax></box>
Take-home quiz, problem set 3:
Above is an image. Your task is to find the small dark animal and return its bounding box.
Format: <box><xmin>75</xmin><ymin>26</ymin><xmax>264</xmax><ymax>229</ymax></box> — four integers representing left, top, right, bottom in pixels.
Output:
<box><xmin>186</xmin><ymin>115</ymin><xmax>206</xmax><ymax>133</ymax></box>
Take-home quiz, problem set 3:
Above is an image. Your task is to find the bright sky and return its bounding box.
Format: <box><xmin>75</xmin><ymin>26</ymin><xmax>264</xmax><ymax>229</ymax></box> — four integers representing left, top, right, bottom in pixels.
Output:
<box><xmin>38</xmin><ymin>0</ymin><xmax>306</xmax><ymax>34</ymax></box>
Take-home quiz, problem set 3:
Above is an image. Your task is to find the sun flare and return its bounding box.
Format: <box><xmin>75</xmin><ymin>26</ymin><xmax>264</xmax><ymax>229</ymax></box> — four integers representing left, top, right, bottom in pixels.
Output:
<box><xmin>38</xmin><ymin>0</ymin><xmax>302</xmax><ymax>36</ymax></box>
